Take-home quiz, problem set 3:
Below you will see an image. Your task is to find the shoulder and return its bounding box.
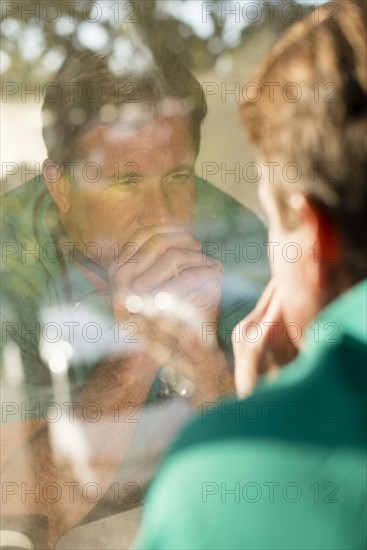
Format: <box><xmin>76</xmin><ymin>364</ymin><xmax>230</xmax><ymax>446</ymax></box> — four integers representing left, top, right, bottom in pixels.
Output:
<box><xmin>195</xmin><ymin>176</ymin><xmax>266</xmax><ymax>238</ymax></box>
<box><xmin>194</xmin><ymin>177</ymin><xmax>270</xmax><ymax>325</ymax></box>
<box><xmin>1</xmin><ymin>177</ymin><xmax>59</xmax><ymax>308</ymax></box>
<box><xmin>137</xmin><ymin>357</ymin><xmax>366</xmax><ymax>549</ymax></box>
<box><xmin>2</xmin><ymin>176</ymin><xmax>52</xmax><ymax>242</ymax></box>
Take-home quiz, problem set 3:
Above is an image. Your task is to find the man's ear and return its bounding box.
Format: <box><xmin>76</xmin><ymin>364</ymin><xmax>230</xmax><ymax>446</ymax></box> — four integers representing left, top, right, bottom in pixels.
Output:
<box><xmin>42</xmin><ymin>159</ymin><xmax>71</xmax><ymax>213</ymax></box>
<box><xmin>297</xmin><ymin>195</ymin><xmax>342</xmax><ymax>291</ymax></box>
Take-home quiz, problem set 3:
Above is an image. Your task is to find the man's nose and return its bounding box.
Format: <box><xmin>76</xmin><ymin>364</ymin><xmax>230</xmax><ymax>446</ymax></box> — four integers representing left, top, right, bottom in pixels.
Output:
<box><xmin>137</xmin><ymin>181</ymin><xmax>173</xmax><ymax>226</ymax></box>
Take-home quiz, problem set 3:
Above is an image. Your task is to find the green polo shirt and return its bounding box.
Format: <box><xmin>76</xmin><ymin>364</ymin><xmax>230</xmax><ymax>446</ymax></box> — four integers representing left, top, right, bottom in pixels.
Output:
<box><xmin>135</xmin><ymin>279</ymin><xmax>367</xmax><ymax>549</ymax></box>
<box><xmin>1</xmin><ymin>176</ymin><xmax>269</xmax><ymax>419</ymax></box>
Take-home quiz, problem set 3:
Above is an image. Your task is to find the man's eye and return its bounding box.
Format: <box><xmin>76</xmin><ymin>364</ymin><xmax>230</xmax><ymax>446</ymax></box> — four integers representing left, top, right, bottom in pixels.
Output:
<box><xmin>115</xmin><ymin>176</ymin><xmax>140</xmax><ymax>186</ymax></box>
<box><xmin>167</xmin><ymin>173</ymin><xmax>190</xmax><ymax>183</ymax></box>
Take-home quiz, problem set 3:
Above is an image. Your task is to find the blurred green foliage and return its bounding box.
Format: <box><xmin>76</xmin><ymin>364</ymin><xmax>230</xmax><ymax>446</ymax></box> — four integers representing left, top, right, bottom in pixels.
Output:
<box><xmin>1</xmin><ymin>0</ymin><xmax>315</xmax><ymax>82</ymax></box>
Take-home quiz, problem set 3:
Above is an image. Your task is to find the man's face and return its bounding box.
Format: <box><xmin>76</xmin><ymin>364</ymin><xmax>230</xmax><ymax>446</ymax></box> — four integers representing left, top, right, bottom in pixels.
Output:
<box><xmin>61</xmin><ymin>110</ymin><xmax>197</xmax><ymax>267</ymax></box>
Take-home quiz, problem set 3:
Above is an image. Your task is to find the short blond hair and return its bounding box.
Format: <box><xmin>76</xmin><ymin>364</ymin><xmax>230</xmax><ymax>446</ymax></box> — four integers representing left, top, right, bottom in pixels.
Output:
<box><xmin>241</xmin><ymin>0</ymin><xmax>367</xmax><ymax>279</ymax></box>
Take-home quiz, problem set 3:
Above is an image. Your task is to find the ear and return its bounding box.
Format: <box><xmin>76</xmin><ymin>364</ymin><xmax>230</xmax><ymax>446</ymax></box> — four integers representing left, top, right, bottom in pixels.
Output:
<box><xmin>42</xmin><ymin>159</ymin><xmax>71</xmax><ymax>214</ymax></box>
<box><xmin>294</xmin><ymin>195</ymin><xmax>342</xmax><ymax>291</ymax></box>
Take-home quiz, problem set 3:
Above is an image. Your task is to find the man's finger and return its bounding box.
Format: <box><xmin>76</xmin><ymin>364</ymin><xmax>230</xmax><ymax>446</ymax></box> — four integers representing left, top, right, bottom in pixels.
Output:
<box><xmin>252</xmin><ymin>278</ymin><xmax>276</xmax><ymax>315</ymax></box>
<box><xmin>129</xmin><ymin>249</ymin><xmax>219</xmax><ymax>293</ymax></box>
<box><xmin>110</xmin><ymin>232</ymin><xmax>202</xmax><ymax>287</ymax></box>
<box><xmin>153</xmin><ymin>264</ymin><xmax>223</xmax><ymax>301</ymax></box>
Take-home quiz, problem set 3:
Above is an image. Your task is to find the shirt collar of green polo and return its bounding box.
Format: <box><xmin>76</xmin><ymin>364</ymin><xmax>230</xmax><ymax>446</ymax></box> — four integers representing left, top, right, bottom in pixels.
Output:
<box><xmin>256</xmin><ymin>279</ymin><xmax>367</xmax><ymax>391</ymax></box>
<box><xmin>304</xmin><ymin>277</ymin><xmax>367</xmax><ymax>352</ymax></box>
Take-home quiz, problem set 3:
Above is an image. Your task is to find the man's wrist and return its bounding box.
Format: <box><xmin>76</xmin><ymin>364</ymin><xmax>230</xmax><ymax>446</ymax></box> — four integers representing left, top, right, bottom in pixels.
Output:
<box><xmin>186</xmin><ymin>343</ymin><xmax>235</xmax><ymax>400</ymax></box>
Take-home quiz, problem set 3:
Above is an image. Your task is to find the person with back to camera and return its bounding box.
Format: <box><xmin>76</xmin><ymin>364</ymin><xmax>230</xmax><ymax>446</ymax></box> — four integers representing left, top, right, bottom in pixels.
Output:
<box><xmin>135</xmin><ymin>1</ymin><xmax>367</xmax><ymax>548</ymax></box>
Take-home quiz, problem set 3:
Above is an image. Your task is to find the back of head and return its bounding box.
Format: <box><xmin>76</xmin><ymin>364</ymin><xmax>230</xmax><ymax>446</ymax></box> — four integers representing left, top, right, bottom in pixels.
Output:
<box><xmin>241</xmin><ymin>0</ymin><xmax>367</xmax><ymax>280</ymax></box>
